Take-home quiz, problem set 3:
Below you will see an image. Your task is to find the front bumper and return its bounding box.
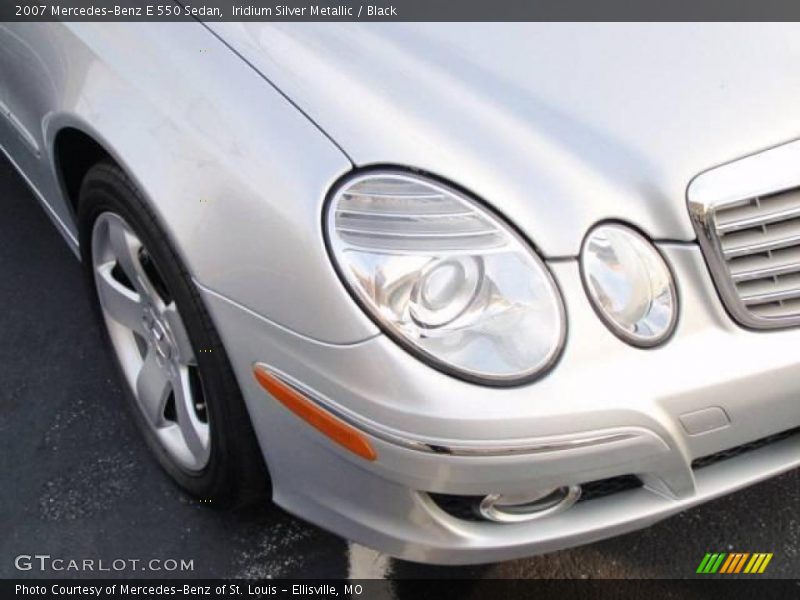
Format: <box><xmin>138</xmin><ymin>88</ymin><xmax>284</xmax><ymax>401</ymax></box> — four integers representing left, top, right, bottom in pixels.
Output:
<box><xmin>198</xmin><ymin>243</ymin><xmax>800</xmax><ymax>564</ymax></box>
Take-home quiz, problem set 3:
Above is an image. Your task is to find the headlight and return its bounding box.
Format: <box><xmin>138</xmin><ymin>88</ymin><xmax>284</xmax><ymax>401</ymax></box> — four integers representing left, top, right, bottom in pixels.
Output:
<box><xmin>325</xmin><ymin>171</ymin><xmax>565</xmax><ymax>384</ymax></box>
<box><xmin>580</xmin><ymin>223</ymin><xmax>677</xmax><ymax>347</ymax></box>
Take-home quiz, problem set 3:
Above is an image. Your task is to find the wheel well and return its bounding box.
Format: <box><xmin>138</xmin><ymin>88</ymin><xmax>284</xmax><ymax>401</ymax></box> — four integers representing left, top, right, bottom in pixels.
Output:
<box><xmin>53</xmin><ymin>128</ymin><xmax>111</xmax><ymax>217</ymax></box>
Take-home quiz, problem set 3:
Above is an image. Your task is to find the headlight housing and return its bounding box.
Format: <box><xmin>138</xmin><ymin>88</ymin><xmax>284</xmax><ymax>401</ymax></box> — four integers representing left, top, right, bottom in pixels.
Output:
<box><xmin>580</xmin><ymin>223</ymin><xmax>677</xmax><ymax>347</ymax></box>
<box><xmin>325</xmin><ymin>171</ymin><xmax>566</xmax><ymax>385</ymax></box>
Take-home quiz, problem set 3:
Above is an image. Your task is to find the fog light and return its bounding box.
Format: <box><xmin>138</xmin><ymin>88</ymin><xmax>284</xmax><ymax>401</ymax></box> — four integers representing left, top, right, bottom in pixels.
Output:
<box><xmin>478</xmin><ymin>486</ymin><xmax>581</xmax><ymax>523</ymax></box>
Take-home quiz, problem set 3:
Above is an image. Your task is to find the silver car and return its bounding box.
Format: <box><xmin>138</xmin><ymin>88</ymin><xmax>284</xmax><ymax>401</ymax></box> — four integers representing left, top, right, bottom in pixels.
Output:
<box><xmin>3</xmin><ymin>22</ymin><xmax>800</xmax><ymax>565</ymax></box>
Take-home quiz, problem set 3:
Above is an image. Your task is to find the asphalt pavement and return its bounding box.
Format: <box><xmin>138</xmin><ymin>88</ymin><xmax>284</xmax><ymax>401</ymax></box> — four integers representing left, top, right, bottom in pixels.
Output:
<box><xmin>2</xmin><ymin>154</ymin><xmax>799</xmax><ymax>581</ymax></box>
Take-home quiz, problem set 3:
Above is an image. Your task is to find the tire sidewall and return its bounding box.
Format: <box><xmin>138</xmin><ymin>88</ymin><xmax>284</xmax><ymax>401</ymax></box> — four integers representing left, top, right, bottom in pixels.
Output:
<box><xmin>77</xmin><ymin>162</ymin><xmax>262</xmax><ymax>503</ymax></box>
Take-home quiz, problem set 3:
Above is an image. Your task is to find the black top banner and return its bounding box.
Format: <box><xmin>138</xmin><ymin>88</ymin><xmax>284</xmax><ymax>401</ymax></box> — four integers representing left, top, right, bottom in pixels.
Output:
<box><xmin>5</xmin><ymin>0</ymin><xmax>800</xmax><ymax>21</ymax></box>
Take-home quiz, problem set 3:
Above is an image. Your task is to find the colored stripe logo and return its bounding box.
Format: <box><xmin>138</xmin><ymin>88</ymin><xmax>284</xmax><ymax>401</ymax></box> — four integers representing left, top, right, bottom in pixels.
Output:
<box><xmin>696</xmin><ymin>552</ymin><xmax>773</xmax><ymax>574</ymax></box>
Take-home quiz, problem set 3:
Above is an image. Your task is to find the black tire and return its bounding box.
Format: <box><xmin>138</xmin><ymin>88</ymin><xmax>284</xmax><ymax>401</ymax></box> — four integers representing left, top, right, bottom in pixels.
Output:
<box><xmin>78</xmin><ymin>160</ymin><xmax>269</xmax><ymax>507</ymax></box>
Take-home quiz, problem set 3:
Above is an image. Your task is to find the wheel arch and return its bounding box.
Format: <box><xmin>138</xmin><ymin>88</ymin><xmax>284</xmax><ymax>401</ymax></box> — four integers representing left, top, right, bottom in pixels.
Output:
<box><xmin>46</xmin><ymin>117</ymin><xmax>186</xmax><ymax>275</ymax></box>
<box><xmin>52</xmin><ymin>126</ymin><xmax>112</xmax><ymax>225</ymax></box>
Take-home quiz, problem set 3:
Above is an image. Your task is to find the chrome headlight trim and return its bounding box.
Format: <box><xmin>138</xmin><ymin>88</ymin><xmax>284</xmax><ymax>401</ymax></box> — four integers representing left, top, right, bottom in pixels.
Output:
<box><xmin>580</xmin><ymin>222</ymin><xmax>679</xmax><ymax>348</ymax></box>
<box><xmin>323</xmin><ymin>168</ymin><xmax>567</xmax><ymax>386</ymax></box>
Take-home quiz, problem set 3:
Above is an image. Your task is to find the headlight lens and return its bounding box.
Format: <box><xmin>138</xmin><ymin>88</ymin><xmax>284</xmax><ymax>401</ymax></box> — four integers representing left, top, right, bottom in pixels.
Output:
<box><xmin>581</xmin><ymin>224</ymin><xmax>677</xmax><ymax>347</ymax></box>
<box><xmin>325</xmin><ymin>172</ymin><xmax>565</xmax><ymax>384</ymax></box>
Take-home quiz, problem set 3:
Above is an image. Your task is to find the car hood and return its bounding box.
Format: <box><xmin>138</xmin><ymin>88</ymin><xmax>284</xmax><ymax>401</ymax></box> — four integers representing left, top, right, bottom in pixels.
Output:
<box><xmin>210</xmin><ymin>23</ymin><xmax>800</xmax><ymax>256</ymax></box>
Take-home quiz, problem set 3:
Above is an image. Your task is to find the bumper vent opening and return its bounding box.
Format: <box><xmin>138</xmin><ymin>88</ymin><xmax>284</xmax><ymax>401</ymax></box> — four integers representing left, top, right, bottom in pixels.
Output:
<box><xmin>691</xmin><ymin>426</ymin><xmax>800</xmax><ymax>470</ymax></box>
<box><xmin>428</xmin><ymin>493</ymin><xmax>485</xmax><ymax>522</ymax></box>
<box><xmin>578</xmin><ymin>474</ymin><xmax>643</xmax><ymax>501</ymax></box>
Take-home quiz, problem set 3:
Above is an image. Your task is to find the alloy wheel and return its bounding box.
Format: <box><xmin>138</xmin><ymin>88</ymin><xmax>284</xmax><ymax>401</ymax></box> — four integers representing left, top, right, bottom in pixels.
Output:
<box><xmin>91</xmin><ymin>212</ymin><xmax>211</xmax><ymax>471</ymax></box>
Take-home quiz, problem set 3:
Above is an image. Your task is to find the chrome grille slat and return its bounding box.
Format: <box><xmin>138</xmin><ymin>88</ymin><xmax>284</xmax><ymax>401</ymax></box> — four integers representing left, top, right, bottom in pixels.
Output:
<box><xmin>729</xmin><ymin>246</ymin><xmax>800</xmax><ymax>282</ymax></box>
<box><xmin>750</xmin><ymin>299</ymin><xmax>800</xmax><ymax>318</ymax></box>
<box><xmin>715</xmin><ymin>190</ymin><xmax>800</xmax><ymax>233</ymax></box>
<box><xmin>716</xmin><ymin>205</ymin><xmax>800</xmax><ymax>233</ymax></box>
<box><xmin>741</xmin><ymin>286</ymin><xmax>800</xmax><ymax>307</ymax></box>
<box><xmin>701</xmin><ymin>187</ymin><xmax>800</xmax><ymax>325</ymax></box>
<box><xmin>720</xmin><ymin>220</ymin><xmax>800</xmax><ymax>258</ymax></box>
<box><xmin>737</xmin><ymin>273</ymin><xmax>800</xmax><ymax>300</ymax></box>
<box><xmin>732</xmin><ymin>263</ymin><xmax>800</xmax><ymax>283</ymax></box>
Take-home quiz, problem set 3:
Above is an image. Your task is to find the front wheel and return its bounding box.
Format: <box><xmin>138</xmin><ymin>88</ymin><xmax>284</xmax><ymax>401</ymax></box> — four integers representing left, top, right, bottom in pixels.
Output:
<box><xmin>78</xmin><ymin>161</ymin><xmax>268</xmax><ymax>506</ymax></box>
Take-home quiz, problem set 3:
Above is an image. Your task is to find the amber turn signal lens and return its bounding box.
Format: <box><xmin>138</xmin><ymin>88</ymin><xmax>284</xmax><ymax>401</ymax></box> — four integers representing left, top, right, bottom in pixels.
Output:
<box><xmin>253</xmin><ymin>366</ymin><xmax>377</xmax><ymax>461</ymax></box>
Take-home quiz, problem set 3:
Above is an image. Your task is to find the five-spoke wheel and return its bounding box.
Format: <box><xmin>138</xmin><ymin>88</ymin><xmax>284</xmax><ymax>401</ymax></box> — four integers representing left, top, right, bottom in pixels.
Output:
<box><xmin>92</xmin><ymin>212</ymin><xmax>210</xmax><ymax>471</ymax></box>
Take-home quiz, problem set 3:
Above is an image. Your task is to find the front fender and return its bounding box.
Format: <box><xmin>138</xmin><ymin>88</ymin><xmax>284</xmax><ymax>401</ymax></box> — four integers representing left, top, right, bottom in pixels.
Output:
<box><xmin>41</xmin><ymin>22</ymin><xmax>378</xmax><ymax>344</ymax></box>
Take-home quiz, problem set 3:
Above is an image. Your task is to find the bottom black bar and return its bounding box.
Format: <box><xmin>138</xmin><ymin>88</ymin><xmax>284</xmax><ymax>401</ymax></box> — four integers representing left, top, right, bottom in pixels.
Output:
<box><xmin>3</xmin><ymin>579</ymin><xmax>799</xmax><ymax>600</ymax></box>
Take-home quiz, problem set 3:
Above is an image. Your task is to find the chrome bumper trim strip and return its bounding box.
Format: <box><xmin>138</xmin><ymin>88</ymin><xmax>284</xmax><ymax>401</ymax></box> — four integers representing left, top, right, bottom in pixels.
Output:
<box><xmin>255</xmin><ymin>363</ymin><xmax>649</xmax><ymax>457</ymax></box>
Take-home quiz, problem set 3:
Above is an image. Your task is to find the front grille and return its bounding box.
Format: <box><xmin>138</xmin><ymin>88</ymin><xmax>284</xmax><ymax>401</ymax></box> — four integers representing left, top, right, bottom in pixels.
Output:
<box><xmin>705</xmin><ymin>188</ymin><xmax>800</xmax><ymax>324</ymax></box>
<box><xmin>691</xmin><ymin>426</ymin><xmax>800</xmax><ymax>470</ymax></box>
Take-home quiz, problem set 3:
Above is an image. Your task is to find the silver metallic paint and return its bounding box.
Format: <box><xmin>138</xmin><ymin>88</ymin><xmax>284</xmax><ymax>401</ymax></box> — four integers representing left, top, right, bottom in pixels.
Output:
<box><xmin>4</xmin><ymin>22</ymin><xmax>800</xmax><ymax>563</ymax></box>
<box><xmin>210</xmin><ymin>22</ymin><xmax>800</xmax><ymax>255</ymax></box>
<box><xmin>0</xmin><ymin>22</ymin><xmax>377</xmax><ymax>343</ymax></box>
<box><xmin>254</xmin><ymin>364</ymin><xmax>645</xmax><ymax>457</ymax></box>
<box><xmin>199</xmin><ymin>244</ymin><xmax>800</xmax><ymax>561</ymax></box>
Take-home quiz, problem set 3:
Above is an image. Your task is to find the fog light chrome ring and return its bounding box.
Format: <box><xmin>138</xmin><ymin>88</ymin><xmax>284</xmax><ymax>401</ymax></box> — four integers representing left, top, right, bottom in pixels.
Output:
<box><xmin>478</xmin><ymin>485</ymin><xmax>582</xmax><ymax>523</ymax></box>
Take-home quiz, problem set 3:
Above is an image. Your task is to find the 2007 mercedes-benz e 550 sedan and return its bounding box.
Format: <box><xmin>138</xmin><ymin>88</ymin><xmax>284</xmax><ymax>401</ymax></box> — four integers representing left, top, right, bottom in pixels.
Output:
<box><xmin>3</xmin><ymin>22</ymin><xmax>800</xmax><ymax>564</ymax></box>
